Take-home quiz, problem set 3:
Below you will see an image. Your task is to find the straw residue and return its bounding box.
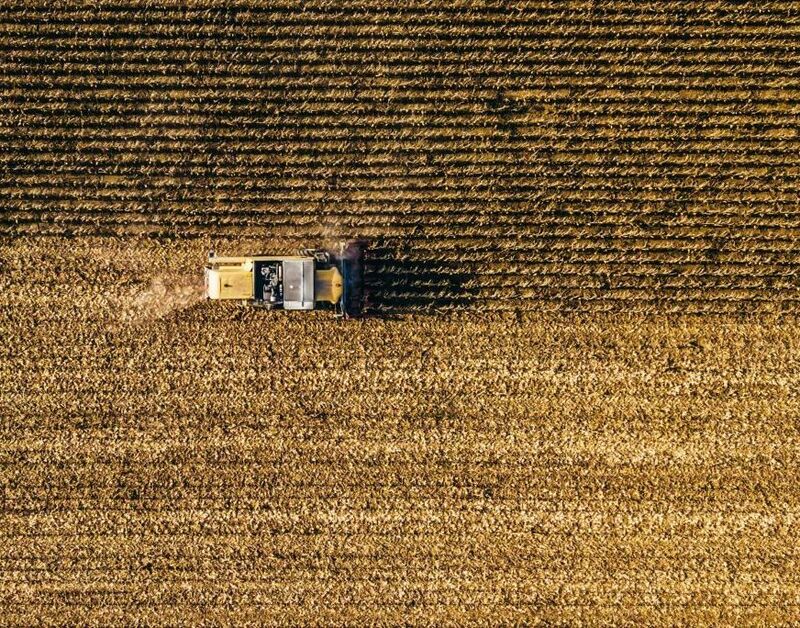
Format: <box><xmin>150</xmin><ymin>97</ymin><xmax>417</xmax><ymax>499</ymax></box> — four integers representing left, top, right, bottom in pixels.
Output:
<box><xmin>1</xmin><ymin>238</ymin><xmax>799</xmax><ymax>624</ymax></box>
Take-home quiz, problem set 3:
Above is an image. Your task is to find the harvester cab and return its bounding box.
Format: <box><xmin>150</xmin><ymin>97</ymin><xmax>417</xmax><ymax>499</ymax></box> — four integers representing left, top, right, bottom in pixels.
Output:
<box><xmin>204</xmin><ymin>241</ymin><xmax>364</xmax><ymax>317</ymax></box>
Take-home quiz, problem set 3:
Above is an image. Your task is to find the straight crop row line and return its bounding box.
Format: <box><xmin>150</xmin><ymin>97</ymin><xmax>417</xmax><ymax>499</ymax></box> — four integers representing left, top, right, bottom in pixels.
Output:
<box><xmin>10</xmin><ymin>210</ymin><xmax>800</xmax><ymax>240</ymax></box>
<box><xmin>5</xmin><ymin>198</ymin><xmax>800</xmax><ymax>212</ymax></box>
<box><xmin>4</xmin><ymin>22</ymin><xmax>800</xmax><ymax>39</ymax></box>
<box><xmin>4</xmin><ymin>143</ymin><xmax>800</xmax><ymax>155</ymax></box>
<box><xmin>5</xmin><ymin>172</ymin><xmax>800</xmax><ymax>187</ymax></box>
<box><xmin>9</xmin><ymin>209</ymin><xmax>800</xmax><ymax>234</ymax></box>
<box><xmin>9</xmin><ymin>100</ymin><xmax>800</xmax><ymax>115</ymax></box>
<box><xmin>2</xmin><ymin>162</ymin><xmax>798</xmax><ymax>177</ymax></box>
<box><xmin>7</xmin><ymin>114</ymin><xmax>800</xmax><ymax>136</ymax></box>
<box><xmin>4</xmin><ymin>89</ymin><xmax>800</xmax><ymax>105</ymax></box>
<box><xmin>9</xmin><ymin>196</ymin><xmax>800</xmax><ymax>222</ymax></box>
<box><xmin>4</xmin><ymin>153</ymin><xmax>799</xmax><ymax>167</ymax></box>
<box><xmin>4</xmin><ymin>127</ymin><xmax>800</xmax><ymax>144</ymax></box>
<box><xmin>5</xmin><ymin>218</ymin><xmax>800</xmax><ymax>249</ymax></box>
<box><xmin>3</xmin><ymin>182</ymin><xmax>799</xmax><ymax>199</ymax></box>
<box><xmin>5</xmin><ymin>75</ymin><xmax>800</xmax><ymax>91</ymax></box>
<box><xmin>4</xmin><ymin>0</ymin><xmax>798</xmax><ymax>12</ymax></box>
<box><xmin>4</xmin><ymin>40</ymin><xmax>800</xmax><ymax>57</ymax></box>
<box><xmin>3</xmin><ymin>198</ymin><xmax>799</xmax><ymax>212</ymax></box>
<box><xmin>3</xmin><ymin>64</ymin><xmax>800</xmax><ymax>79</ymax></box>
<box><xmin>4</xmin><ymin>10</ymin><xmax>800</xmax><ymax>26</ymax></box>
<box><xmin>5</xmin><ymin>172</ymin><xmax>800</xmax><ymax>189</ymax></box>
<box><xmin>5</xmin><ymin>110</ymin><xmax>800</xmax><ymax>127</ymax></box>
<box><xmin>5</xmin><ymin>48</ymin><xmax>800</xmax><ymax>64</ymax></box>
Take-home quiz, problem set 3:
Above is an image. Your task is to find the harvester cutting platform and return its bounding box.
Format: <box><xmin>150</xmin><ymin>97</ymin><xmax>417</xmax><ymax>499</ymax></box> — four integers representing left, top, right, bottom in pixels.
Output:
<box><xmin>204</xmin><ymin>241</ymin><xmax>364</xmax><ymax>317</ymax></box>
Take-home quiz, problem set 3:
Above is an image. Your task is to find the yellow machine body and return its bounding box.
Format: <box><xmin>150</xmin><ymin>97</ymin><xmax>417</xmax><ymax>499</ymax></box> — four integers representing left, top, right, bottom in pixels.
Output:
<box><xmin>206</xmin><ymin>261</ymin><xmax>254</xmax><ymax>300</ymax></box>
<box><xmin>205</xmin><ymin>255</ymin><xmax>343</xmax><ymax>307</ymax></box>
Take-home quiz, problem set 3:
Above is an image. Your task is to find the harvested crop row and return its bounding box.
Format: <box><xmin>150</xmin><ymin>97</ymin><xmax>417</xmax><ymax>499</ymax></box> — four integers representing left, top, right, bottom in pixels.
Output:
<box><xmin>2</xmin><ymin>236</ymin><xmax>800</xmax><ymax>624</ymax></box>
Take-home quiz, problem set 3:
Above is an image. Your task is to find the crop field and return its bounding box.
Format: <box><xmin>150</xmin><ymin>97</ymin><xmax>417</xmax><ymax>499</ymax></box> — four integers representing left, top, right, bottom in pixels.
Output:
<box><xmin>2</xmin><ymin>0</ymin><xmax>800</xmax><ymax>625</ymax></box>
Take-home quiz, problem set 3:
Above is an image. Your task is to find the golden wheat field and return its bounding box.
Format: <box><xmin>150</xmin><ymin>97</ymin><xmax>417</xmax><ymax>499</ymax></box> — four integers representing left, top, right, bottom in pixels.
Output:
<box><xmin>2</xmin><ymin>1</ymin><xmax>800</xmax><ymax>625</ymax></box>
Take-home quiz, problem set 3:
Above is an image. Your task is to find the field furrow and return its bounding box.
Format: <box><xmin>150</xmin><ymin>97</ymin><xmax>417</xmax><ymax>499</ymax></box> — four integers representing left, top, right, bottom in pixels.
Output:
<box><xmin>3</xmin><ymin>1</ymin><xmax>800</xmax><ymax>623</ymax></box>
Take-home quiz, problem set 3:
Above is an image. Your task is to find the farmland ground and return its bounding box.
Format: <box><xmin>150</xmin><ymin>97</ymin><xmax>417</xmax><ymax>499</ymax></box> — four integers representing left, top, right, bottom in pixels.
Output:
<box><xmin>2</xmin><ymin>1</ymin><xmax>800</xmax><ymax>624</ymax></box>
<box><xmin>2</xmin><ymin>237</ymin><xmax>800</xmax><ymax>624</ymax></box>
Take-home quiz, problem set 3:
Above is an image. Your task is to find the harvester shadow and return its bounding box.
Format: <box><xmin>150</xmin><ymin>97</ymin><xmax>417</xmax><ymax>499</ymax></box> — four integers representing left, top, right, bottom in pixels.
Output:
<box><xmin>361</xmin><ymin>239</ymin><xmax>480</xmax><ymax>315</ymax></box>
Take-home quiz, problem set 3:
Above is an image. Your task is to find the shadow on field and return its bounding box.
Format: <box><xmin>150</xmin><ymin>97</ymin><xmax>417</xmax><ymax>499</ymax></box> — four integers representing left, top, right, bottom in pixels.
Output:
<box><xmin>360</xmin><ymin>238</ymin><xmax>480</xmax><ymax>315</ymax></box>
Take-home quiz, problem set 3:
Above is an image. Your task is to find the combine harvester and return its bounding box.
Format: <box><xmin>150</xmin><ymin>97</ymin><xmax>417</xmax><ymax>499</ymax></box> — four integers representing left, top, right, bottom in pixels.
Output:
<box><xmin>204</xmin><ymin>241</ymin><xmax>364</xmax><ymax>317</ymax></box>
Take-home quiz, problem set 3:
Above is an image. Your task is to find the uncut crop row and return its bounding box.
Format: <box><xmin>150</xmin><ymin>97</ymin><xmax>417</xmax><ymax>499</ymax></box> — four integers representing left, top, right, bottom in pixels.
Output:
<box><xmin>2</xmin><ymin>1</ymin><xmax>800</xmax><ymax>311</ymax></box>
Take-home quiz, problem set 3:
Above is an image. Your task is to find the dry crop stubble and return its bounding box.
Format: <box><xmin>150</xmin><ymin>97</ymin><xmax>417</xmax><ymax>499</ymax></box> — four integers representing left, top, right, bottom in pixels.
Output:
<box><xmin>3</xmin><ymin>0</ymin><xmax>800</xmax><ymax>623</ymax></box>
<box><xmin>2</xmin><ymin>237</ymin><xmax>800</xmax><ymax>624</ymax></box>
